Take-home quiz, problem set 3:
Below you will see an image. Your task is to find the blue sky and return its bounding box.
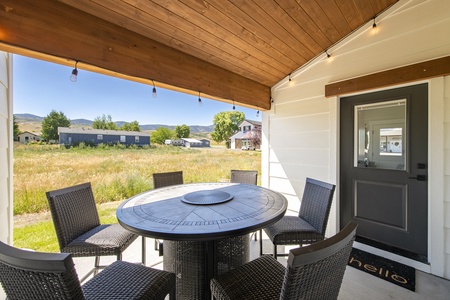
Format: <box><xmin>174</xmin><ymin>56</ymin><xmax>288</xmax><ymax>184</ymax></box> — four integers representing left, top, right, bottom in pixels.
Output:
<box><xmin>12</xmin><ymin>55</ymin><xmax>260</xmax><ymax>126</ymax></box>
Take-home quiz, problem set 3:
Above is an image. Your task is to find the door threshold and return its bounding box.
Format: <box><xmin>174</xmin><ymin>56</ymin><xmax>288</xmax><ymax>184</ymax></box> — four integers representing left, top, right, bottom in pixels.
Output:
<box><xmin>353</xmin><ymin>240</ymin><xmax>430</xmax><ymax>273</ymax></box>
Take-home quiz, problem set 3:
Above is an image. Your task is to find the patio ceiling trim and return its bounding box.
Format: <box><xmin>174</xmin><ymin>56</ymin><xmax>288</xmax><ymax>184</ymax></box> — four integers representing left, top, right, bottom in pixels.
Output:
<box><xmin>0</xmin><ymin>0</ymin><xmax>271</xmax><ymax>110</ymax></box>
<box><xmin>325</xmin><ymin>56</ymin><xmax>450</xmax><ymax>97</ymax></box>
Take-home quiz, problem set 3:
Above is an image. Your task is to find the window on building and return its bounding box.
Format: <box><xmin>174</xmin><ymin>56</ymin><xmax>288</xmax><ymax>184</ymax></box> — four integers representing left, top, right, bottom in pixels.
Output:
<box><xmin>135</xmin><ymin>136</ymin><xmax>139</xmax><ymax>143</ymax></box>
<box><xmin>97</xmin><ymin>135</ymin><xmax>103</xmax><ymax>140</ymax></box>
<box><xmin>120</xmin><ymin>135</ymin><xmax>126</xmax><ymax>143</ymax></box>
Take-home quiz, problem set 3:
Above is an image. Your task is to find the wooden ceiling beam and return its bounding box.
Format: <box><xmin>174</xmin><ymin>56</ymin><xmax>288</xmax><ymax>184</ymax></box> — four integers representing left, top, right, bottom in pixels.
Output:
<box><xmin>0</xmin><ymin>0</ymin><xmax>271</xmax><ymax>110</ymax></box>
<box><xmin>325</xmin><ymin>56</ymin><xmax>450</xmax><ymax>97</ymax></box>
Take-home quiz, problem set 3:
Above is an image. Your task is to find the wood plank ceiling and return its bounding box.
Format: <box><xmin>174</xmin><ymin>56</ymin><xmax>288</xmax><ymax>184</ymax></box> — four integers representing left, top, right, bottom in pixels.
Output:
<box><xmin>0</xmin><ymin>0</ymin><xmax>397</xmax><ymax>110</ymax></box>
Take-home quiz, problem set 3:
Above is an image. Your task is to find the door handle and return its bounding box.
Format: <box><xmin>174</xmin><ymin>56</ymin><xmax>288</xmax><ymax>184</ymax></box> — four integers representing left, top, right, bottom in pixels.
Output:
<box><xmin>408</xmin><ymin>175</ymin><xmax>426</xmax><ymax>181</ymax></box>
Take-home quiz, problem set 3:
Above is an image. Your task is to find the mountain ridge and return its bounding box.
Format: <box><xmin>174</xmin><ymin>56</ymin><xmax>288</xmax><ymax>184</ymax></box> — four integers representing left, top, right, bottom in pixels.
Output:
<box><xmin>14</xmin><ymin>113</ymin><xmax>214</xmax><ymax>133</ymax></box>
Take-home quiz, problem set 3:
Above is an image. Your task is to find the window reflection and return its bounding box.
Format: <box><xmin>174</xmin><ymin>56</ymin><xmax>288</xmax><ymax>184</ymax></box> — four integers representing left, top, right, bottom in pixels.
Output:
<box><xmin>355</xmin><ymin>100</ymin><xmax>406</xmax><ymax>170</ymax></box>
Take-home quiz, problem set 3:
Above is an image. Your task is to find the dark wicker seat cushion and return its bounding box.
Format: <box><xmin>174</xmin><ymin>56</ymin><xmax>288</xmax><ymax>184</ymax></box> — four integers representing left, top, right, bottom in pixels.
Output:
<box><xmin>264</xmin><ymin>216</ymin><xmax>323</xmax><ymax>245</ymax></box>
<box><xmin>62</xmin><ymin>224</ymin><xmax>138</xmax><ymax>257</ymax></box>
<box><xmin>82</xmin><ymin>261</ymin><xmax>176</xmax><ymax>300</ymax></box>
<box><xmin>210</xmin><ymin>255</ymin><xmax>285</xmax><ymax>300</ymax></box>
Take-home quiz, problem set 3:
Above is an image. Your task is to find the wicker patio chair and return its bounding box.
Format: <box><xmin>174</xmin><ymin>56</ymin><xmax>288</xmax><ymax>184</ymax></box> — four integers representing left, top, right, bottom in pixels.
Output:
<box><xmin>260</xmin><ymin>177</ymin><xmax>336</xmax><ymax>258</ymax></box>
<box><xmin>211</xmin><ymin>222</ymin><xmax>357</xmax><ymax>300</ymax></box>
<box><xmin>46</xmin><ymin>182</ymin><xmax>145</xmax><ymax>282</ymax></box>
<box><xmin>152</xmin><ymin>171</ymin><xmax>184</xmax><ymax>254</ymax></box>
<box><xmin>0</xmin><ymin>240</ymin><xmax>176</xmax><ymax>300</ymax></box>
<box><xmin>230</xmin><ymin>169</ymin><xmax>258</xmax><ymax>185</ymax></box>
<box><xmin>153</xmin><ymin>171</ymin><xmax>184</xmax><ymax>189</ymax></box>
<box><xmin>230</xmin><ymin>169</ymin><xmax>259</xmax><ymax>240</ymax></box>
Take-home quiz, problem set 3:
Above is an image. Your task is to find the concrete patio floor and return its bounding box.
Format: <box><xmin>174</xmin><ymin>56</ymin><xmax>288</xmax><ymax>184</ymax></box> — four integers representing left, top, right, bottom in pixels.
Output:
<box><xmin>68</xmin><ymin>235</ymin><xmax>450</xmax><ymax>300</ymax></box>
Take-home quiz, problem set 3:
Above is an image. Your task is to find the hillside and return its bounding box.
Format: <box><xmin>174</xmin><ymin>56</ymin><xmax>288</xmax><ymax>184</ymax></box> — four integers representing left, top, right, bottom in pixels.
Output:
<box><xmin>14</xmin><ymin>113</ymin><xmax>214</xmax><ymax>134</ymax></box>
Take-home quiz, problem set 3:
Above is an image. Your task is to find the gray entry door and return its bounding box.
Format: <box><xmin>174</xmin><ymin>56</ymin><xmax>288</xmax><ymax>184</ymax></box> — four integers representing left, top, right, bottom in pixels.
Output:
<box><xmin>340</xmin><ymin>84</ymin><xmax>428</xmax><ymax>261</ymax></box>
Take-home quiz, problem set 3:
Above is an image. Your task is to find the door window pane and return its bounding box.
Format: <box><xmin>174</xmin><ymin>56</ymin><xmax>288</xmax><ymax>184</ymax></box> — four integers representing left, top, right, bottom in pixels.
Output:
<box><xmin>355</xmin><ymin>99</ymin><xmax>406</xmax><ymax>170</ymax></box>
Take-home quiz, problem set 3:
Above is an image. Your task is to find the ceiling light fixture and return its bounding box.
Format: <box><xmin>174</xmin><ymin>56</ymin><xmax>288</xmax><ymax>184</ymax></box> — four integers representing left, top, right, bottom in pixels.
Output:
<box><xmin>372</xmin><ymin>17</ymin><xmax>377</xmax><ymax>29</ymax></box>
<box><xmin>326</xmin><ymin>50</ymin><xmax>331</xmax><ymax>58</ymax></box>
<box><xmin>151</xmin><ymin>80</ymin><xmax>157</xmax><ymax>98</ymax></box>
<box><xmin>198</xmin><ymin>91</ymin><xmax>203</xmax><ymax>106</ymax></box>
<box><xmin>288</xmin><ymin>73</ymin><xmax>292</xmax><ymax>81</ymax></box>
<box><xmin>70</xmin><ymin>60</ymin><xmax>79</xmax><ymax>82</ymax></box>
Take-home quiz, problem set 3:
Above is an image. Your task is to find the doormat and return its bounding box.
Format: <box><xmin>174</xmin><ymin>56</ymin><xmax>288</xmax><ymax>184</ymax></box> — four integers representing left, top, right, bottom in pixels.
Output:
<box><xmin>348</xmin><ymin>248</ymin><xmax>415</xmax><ymax>291</ymax></box>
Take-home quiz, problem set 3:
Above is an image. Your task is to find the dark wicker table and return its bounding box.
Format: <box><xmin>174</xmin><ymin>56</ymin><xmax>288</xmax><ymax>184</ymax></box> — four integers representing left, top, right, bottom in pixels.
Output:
<box><xmin>117</xmin><ymin>182</ymin><xmax>287</xmax><ymax>300</ymax></box>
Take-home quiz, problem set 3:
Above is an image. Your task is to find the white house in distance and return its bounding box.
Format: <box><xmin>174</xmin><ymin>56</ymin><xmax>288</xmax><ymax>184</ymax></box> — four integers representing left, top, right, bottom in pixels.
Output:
<box><xmin>229</xmin><ymin>119</ymin><xmax>261</xmax><ymax>150</ymax></box>
<box><xmin>1</xmin><ymin>0</ymin><xmax>450</xmax><ymax>285</ymax></box>
<box><xmin>16</xmin><ymin>131</ymin><xmax>41</xmax><ymax>144</ymax></box>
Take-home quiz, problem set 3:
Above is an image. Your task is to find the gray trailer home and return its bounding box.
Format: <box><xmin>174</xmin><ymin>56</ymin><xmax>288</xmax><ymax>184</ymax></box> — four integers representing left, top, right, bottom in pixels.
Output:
<box><xmin>58</xmin><ymin>127</ymin><xmax>150</xmax><ymax>146</ymax></box>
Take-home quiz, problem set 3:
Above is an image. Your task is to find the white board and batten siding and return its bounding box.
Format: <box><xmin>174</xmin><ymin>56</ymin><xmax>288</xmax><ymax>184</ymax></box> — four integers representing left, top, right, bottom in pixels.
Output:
<box><xmin>263</xmin><ymin>0</ymin><xmax>450</xmax><ymax>278</ymax></box>
<box><xmin>0</xmin><ymin>51</ymin><xmax>12</xmax><ymax>245</ymax></box>
<box><xmin>0</xmin><ymin>51</ymin><xmax>12</xmax><ymax>299</ymax></box>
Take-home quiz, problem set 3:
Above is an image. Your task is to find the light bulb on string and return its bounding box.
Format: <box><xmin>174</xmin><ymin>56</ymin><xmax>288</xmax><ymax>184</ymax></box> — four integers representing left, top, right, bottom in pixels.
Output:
<box><xmin>70</xmin><ymin>60</ymin><xmax>79</xmax><ymax>82</ymax></box>
<box><xmin>152</xmin><ymin>80</ymin><xmax>157</xmax><ymax>98</ymax></box>
<box><xmin>232</xmin><ymin>100</ymin><xmax>235</xmax><ymax>111</ymax></box>
<box><xmin>256</xmin><ymin>110</ymin><xmax>260</xmax><ymax>117</ymax></box>
<box><xmin>198</xmin><ymin>91</ymin><xmax>203</xmax><ymax>106</ymax></box>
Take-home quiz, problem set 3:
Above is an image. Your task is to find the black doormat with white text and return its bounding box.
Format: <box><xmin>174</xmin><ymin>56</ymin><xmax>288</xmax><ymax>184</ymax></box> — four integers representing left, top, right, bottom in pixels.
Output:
<box><xmin>348</xmin><ymin>248</ymin><xmax>416</xmax><ymax>291</ymax></box>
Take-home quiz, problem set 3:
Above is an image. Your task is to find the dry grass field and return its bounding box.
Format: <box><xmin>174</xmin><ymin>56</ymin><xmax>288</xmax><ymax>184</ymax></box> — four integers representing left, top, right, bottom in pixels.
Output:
<box><xmin>13</xmin><ymin>143</ymin><xmax>261</xmax><ymax>215</ymax></box>
<box><xmin>13</xmin><ymin>143</ymin><xmax>261</xmax><ymax>251</ymax></box>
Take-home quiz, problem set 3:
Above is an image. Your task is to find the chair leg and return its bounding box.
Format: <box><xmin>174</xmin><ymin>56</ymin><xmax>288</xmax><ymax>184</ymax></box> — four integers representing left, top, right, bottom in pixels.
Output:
<box><xmin>273</xmin><ymin>244</ymin><xmax>277</xmax><ymax>259</ymax></box>
<box><xmin>142</xmin><ymin>236</ymin><xmax>146</xmax><ymax>266</ymax></box>
<box><xmin>169</xmin><ymin>286</ymin><xmax>176</xmax><ymax>300</ymax></box>
<box><xmin>259</xmin><ymin>230</ymin><xmax>263</xmax><ymax>256</ymax></box>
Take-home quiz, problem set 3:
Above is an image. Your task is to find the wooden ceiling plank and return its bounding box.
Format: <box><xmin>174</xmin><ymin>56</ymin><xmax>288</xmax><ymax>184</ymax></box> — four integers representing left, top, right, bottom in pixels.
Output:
<box><xmin>61</xmin><ymin>0</ymin><xmax>284</xmax><ymax>86</ymax></box>
<box><xmin>325</xmin><ymin>56</ymin><xmax>450</xmax><ymax>97</ymax></box>
<box><xmin>206</xmin><ymin>0</ymin><xmax>308</xmax><ymax>71</ymax></box>
<box><xmin>352</xmin><ymin>0</ymin><xmax>376</xmax><ymax>23</ymax></box>
<box><xmin>296</xmin><ymin>0</ymin><xmax>342</xmax><ymax>44</ymax></box>
<box><xmin>335</xmin><ymin>0</ymin><xmax>364</xmax><ymax>30</ymax></box>
<box><xmin>227</xmin><ymin>0</ymin><xmax>312</xmax><ymax>63</ymax></box>
<box><xmin>152</xmin><ymin>0</ymin><xmax>292</xmax><ymax>80</ymax></box>
<box><xmin>275</xmin><ymin>0</ymin><xmax>332</xmax><ymax>49</ymax></box>
<box><xmin>0</xmin><ymin>0</ymin><xmax>270</xmax><ymax>109</ymax></box>
<box><xmin>252</xmin><ymin>0</ymin><xmax>321</xmax><ymax>57</ymax></box>
<box><xmin>163</xmin><ymin>0</ymin><xmax>296</xmax><ymax>74</ymax></box>
<box><xmin>316</xmin><ymin>0</ymin><xmax>353</xmax><ymax>37</ymax></box>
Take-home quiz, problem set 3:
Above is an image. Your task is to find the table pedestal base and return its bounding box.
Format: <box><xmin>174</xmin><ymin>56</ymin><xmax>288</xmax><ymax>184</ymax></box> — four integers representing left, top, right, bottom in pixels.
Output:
<box><xmin>164</xmin><ymin>235</ymin><xmax>250</xmax><ymax>300</ymax></box>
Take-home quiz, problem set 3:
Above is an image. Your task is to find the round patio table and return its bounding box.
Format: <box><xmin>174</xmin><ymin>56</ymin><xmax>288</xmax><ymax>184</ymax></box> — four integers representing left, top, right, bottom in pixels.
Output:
<box><xmin>117</xmin><ymin>182</ymin><xmax>287</xmax><ymax>300</ymax></box>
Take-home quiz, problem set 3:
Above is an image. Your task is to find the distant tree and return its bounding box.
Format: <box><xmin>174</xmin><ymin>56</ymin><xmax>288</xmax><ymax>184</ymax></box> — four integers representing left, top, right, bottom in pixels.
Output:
<box><xmin>249</xmin><ymin>125</ymin><xmax>262</xmax><ymax>149</ymax></box>
<box><xmin>92</xmin><ymin>114</ymin><xmax>118</xmax><ymax>130</ymax></box>
<box><xmin>41</xmin><ymin>110</ymin><xmax>71</xmax><ymax>141</ymax></box>
<box><xmin>151</xmin><ymin>127</ymin><xmax>175</xmax><ymax>144</ymax></box>
<box><xmin>121</xmin><ymin>120</ymin><xmax>141</xmax><ymax>131</ymax></box>
<box><xmin>13</xmin><ymin>115</ymin><xmax>20</xmax><ymax>140</ymax></box>
<box><xmin>211</xmin><ymin>111</ymin><xmax>245</xmax><ymax>145</ymax></box>
<box><xmin>174</xmin><ymin>124</ymin><xmax>190</xmax><ymax>138</ymax></box>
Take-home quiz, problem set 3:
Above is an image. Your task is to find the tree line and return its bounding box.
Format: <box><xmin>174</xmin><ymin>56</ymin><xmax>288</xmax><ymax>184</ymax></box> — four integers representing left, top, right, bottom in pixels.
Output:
<box><xmin>14</xmin><ymin>109</ymin><xmax>260</xmax><ymax>148</ymax></box>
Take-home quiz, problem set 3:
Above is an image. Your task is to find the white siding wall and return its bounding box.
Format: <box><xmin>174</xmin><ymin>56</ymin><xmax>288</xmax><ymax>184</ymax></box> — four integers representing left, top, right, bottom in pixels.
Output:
<box><xmin>0</xmin><ymin>51</ymin><xmax>12</xmax><ymax>299</ymax></box>
<box><xmin>263</xmin><ymin>0</ymin><xmax>450</xmax><ymax>278</ymax></box>
<box><xmin>0</xmin><ymin>51</ymin><xmax>12</xmax><ymax>245</ymax></box>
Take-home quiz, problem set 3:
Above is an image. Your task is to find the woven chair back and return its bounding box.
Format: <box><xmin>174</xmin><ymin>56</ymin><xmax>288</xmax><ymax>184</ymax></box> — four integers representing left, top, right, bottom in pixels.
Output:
<box><xmin>230</xmin><ymin>170</ymin><xmax>258</xmax><ymax>185</ymax></box>
<box><xmin>0</xmin><ymin>241</ymin><xmax>85</xmax><ymax>299</ymax></box>
<box><xmin>153</xmin><ymin>171</ymin><xmax>184</xmax><ymax>189</ymax></box>
<box><xmin>46</xmin><ymin>182</ymin><xmax>100</xmax><ymax>250</ymax></box>
<box><xmin>298</xmin><ymin>178</ymin><xmax>336</xmax><ymax>236</ymax></box>
<box><xmin>280</xmin><ymin>222</ymin><xmax>357</xmax><ymax>300</ymax></box>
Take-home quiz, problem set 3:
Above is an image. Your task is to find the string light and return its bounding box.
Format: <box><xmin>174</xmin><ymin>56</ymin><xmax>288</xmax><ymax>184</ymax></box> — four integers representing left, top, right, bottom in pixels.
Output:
<box><xmin>372</xmin><ymin>17</ymin><xmax>377</xmax><ymax>29</ymax></box>
<box><xmin>288</xmin><ymin>73</ymin><xmax>292</xmax><ymax>81</ymax></box>
<box><xmin>326</xmin><ymin>50</ymin><xmax>331</xmax><ymax>58</ymax></box>
<box><xmin>232</xmin><ymin>100</ymin><xmax>235</xmax><ymax>111</ymax></box>
<box><xmin>151</xmin><ymin>80</ymin><xmax>157</xmax><ymax>98</ymax></box>
<box><xmin>70</xmin><ymin>60</ymin><xmax>79</xmax><ymax>82</ymax></box>
<box><xmin>198</xmin><ymin>91</ymin><xmax>203</xmax><ymax>106</ymax></box>
<box><xmin>256</xmin><ymin>109</ymin><xmax>260</xmax><ymax>117</ymax></box>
